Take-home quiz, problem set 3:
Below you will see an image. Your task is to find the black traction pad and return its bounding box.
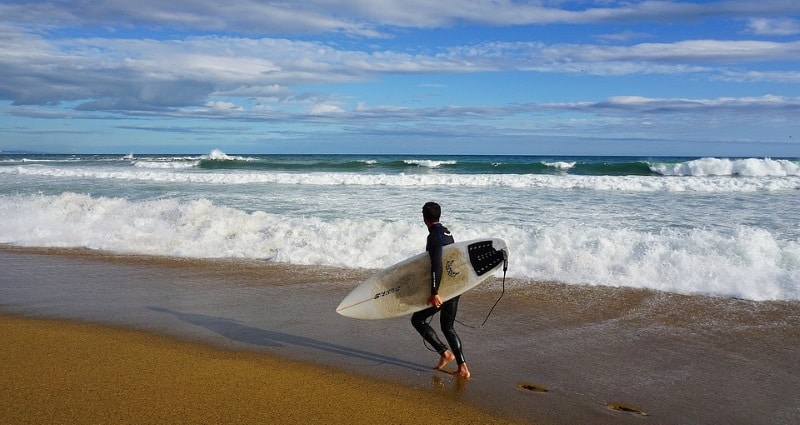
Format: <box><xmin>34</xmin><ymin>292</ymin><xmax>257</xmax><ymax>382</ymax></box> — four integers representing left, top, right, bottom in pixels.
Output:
<box><xmin>468</xmin><ymin>241</ymin><xmax>506</xmax><ymax>276</ymax></box>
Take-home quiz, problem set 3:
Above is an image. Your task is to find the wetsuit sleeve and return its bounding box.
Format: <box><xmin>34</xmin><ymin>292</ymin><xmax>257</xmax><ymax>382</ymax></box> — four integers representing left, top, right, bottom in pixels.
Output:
<box><xmin>428</xmin><ymin>232</ymin><xmax>443</xmax><ymax>295</ymax></box>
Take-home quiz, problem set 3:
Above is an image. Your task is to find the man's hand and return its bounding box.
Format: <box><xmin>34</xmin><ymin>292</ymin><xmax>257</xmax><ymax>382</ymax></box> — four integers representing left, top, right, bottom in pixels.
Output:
<box><xmin>428</xmin><ymin>294</ymin><xmax>443</xmax><ymax>309</ymax></box>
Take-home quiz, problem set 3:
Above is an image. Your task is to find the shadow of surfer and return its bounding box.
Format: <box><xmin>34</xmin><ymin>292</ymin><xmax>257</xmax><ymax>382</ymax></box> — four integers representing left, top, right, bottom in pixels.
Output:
<box><xmin>147</xmin><ymin>306</ymin><xmax>429</xmax><ymax>372</ymax></box>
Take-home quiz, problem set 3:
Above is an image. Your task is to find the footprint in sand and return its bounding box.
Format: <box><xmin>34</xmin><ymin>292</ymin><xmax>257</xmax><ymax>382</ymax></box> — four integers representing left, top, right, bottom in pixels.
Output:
<box><xmin>607</xmin><ymin>402</ymin><xmax>648</xmax><ymax>416</ymax></box>
<box><xmin>516</xmin><ymin>381</ymin><xmax>549</xmax><ymax>393</ymax></box>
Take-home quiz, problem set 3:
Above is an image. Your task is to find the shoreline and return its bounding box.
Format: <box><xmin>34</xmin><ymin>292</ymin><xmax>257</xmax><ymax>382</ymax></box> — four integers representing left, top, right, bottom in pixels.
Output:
<box><xmin>2</xmin><ymin>245</ymin><xmax>799</xmax><ymax>424</ymax></box>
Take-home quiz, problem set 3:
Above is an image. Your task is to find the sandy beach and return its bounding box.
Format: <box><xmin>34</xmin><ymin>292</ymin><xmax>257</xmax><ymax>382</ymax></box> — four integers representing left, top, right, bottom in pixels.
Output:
<box><xmin>1</xmin><ymin>315</ymin><xmax>521</xmax><ymax>424</ymax></box>
<box><xmin>1</xmin><ymin>245</ymin><xmax>799</xmax><ymax>424</ymax></box>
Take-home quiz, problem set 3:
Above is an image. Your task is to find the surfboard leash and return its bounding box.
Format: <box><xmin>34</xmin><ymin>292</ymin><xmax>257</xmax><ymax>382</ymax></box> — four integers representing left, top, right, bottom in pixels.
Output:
<box><xmin>479</xmin><ymin>254</ymin><xmax>507</xmax><ymax>327</ymax></box>
<box><xmin>476</xmin><ymin>247</ymin><xmax>508</xmax><ymax>327</ymax></box>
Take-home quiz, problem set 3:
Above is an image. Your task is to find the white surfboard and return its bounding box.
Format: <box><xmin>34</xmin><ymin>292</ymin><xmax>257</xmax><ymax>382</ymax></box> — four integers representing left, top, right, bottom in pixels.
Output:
<box><xmin>336</xmin><ymin>238</ymin><xmax>508</xmax><ymax>320</ymax></box>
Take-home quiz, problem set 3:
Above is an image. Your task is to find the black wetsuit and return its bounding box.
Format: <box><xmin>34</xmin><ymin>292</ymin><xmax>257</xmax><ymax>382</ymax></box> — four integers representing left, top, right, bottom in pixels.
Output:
<box><xmin>410</xmin><ymin>223</ymin><xmax>466</xmax><ymax>365</ymax></box>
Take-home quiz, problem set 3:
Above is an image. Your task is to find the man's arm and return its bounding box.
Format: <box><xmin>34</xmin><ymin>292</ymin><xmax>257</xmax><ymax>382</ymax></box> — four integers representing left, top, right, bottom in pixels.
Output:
<box><xmin>428</xmin><ymin>233</ymin><xmax>444</xmax><ymax>308</ymax></box>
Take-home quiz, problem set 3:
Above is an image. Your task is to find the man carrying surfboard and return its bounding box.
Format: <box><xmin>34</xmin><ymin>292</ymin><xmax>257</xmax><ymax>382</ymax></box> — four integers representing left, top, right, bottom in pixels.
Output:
<box><xmin>411</xmin><ymin>202</ymin><xmax>471</xmax><ymax>379</ymax></box>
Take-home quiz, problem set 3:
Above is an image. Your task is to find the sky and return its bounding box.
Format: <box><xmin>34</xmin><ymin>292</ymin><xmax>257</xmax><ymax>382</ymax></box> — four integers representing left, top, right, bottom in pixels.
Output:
<box><xmin>1</xmin><ymin>1</ymin><xmax>800</xmax><ymax>156</ymax></box>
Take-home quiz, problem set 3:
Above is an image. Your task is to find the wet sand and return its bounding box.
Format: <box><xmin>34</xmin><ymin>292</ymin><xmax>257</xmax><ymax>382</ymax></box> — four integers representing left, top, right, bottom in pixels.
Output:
<box><xmin>1</xmin><ymin>245</ymin><xmax>799</xmax><ymax>424</ymax></box>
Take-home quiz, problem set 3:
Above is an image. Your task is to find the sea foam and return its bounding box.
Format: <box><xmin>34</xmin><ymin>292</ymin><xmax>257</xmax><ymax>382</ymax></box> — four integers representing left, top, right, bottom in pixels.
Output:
<box><xmin>1</xmin><ymin>193</ymin><xmax>797</xmax><ymax>301</ymax></box>
<box><xmin>3</xmin><ymin>164</ymin><xmax>799</xmax><ymax>192</ymax></box>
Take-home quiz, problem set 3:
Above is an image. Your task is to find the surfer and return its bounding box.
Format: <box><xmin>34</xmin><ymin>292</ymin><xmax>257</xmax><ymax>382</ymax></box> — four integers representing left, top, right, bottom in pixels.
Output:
<box><xmin>411</xmin><ymin>202</ymin><xmax>471</xmax><ymax>379</ymax></box>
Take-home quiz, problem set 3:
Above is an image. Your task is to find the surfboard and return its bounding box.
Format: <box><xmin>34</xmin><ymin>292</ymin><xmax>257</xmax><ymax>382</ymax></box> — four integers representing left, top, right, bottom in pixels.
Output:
<box><xmin>336</xmin><ymin>238</ymin><xmax>508</xmax><ymax>320</ymax></box>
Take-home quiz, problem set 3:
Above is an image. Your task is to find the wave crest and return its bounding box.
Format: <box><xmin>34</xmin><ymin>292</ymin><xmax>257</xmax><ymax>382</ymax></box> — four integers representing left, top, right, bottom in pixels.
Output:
<box><xmin>652</xmin><ymin>158</ymin><xmax>800</xmax><ymax>177</ymax></box>
<box><xmin>404</xmin><ymin>159</ymin><xmax>457</xmax><ymax>168</ymax></box>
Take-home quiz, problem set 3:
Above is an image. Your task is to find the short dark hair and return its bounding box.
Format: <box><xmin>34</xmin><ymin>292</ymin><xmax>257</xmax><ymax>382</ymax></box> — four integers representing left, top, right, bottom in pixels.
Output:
<box><xmin>422</xmin><ymin>202</ymin><xmax>441</xmax><ymax>222</ymax></box>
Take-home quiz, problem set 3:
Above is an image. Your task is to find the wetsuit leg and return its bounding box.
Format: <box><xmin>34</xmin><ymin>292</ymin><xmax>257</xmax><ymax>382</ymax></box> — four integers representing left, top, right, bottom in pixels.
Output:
<box><xmin>411</xmin><ymin>307</ymin><xmax>448</xmax><ymax>354</ymax></box>
<box><xmin>439</xmin><ymin>296</ymin><xmax>466</xmax><ymax>365</ymax></box>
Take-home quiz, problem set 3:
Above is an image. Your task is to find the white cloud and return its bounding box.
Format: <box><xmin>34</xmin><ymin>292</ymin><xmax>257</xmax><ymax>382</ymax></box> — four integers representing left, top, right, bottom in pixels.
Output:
<box><xmin>310</xmin><ymin>103</ymin><xmax>345</xmax><ymax>115</ymax></box>
<box><xmin>212</xmin><ymin>84</ymin><xmax>292</xmax><ymax>100</ymax></box>
<box><xmin>444</xmin><ymin>39</ymin><xmax>800</xmax><ymax>75</ymax></box>
<box><xmin>548</xmin><ymin>40</ymin><xmax>800</xmax><ymax>63</ymax></box>
<box><xmin>0</xmin><ymin>1</ymin><xmax>377</xmax><ymax>36</ymax></box>
<box><xmin>3</xmin><ymin>1</ymin><xmax>800</xmax><ymax>35</ymax></box>
<box><xmin>594</xmin><ymin>30</ymin><xmax>653</xmax><ymax>42</ymax></box>
<box><xmin>214</xmin><ymin>95</ymin><xmax>800</xmax><ymax>123</ymax></box>
<box><xmin>3</xmin><ymin>25</ymin><xmax>799</xmax><ymax>111</ymax></box>
<box><xmin>716</xmin><ymin>69</ymin><xmax>800</xmax><ymax>83</ymax></box>
<box><xmin>746</xmin><ymin>18</ymin><xmax>800</xmax><ymax>36</ymax></box>
<box><xmin>568</xmin><ymin>95</ymin><xmax>800</xmax><ymax>116</ymax></box>
<box><xmin>206</xmin><ymin>101</ymin><xmax>243</xmax><ymax>111</ymax></box>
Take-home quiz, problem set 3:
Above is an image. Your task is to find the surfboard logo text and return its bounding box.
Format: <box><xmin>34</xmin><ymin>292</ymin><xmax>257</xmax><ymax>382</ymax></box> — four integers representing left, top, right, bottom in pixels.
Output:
<box><xmin>373</xmin><ymin>286</ymin><xmax>401</xmax><ymax>299</ymax></box>
<box><xmin>445</xmin><ymin>260</ymin><xmax>460</xmax><ymax>278</ymax></box>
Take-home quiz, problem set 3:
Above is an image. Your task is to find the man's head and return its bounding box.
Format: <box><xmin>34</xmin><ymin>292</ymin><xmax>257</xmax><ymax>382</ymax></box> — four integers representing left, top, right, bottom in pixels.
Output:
<box><xmin>422</xmin><ymin>201</ymin><xmax>441</xmax><ymax>224</ymax></box>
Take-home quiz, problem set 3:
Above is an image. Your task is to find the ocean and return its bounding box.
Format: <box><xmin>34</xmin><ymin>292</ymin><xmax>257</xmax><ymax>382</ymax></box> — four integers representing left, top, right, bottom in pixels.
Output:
<box><xmin>1</xmin><ymin>150</ymin><xmax>799</xmax><ymax>302</ymax></box>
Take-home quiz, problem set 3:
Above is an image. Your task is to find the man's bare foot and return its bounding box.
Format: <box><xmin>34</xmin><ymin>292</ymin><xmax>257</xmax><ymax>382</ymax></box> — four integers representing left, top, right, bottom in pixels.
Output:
<box><xmin>434</xmin><ymin>350</ymin><xmax>456</xmax><ymax>370</ymax></box>
<box><xmin>456</xmin><ymin>363</ymin><xmax>471</xmax><ymax>379</ymax></box>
